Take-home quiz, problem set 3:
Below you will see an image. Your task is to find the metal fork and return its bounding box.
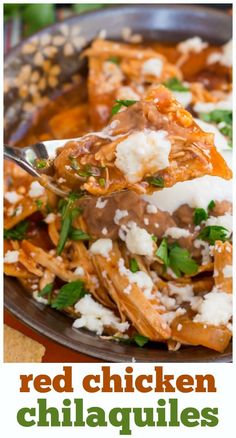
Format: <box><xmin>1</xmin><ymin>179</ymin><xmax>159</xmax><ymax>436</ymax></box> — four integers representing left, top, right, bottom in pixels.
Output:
<box><xmin>4</xmin><ymin>139</ymin><xmax>76</xmax><ymax>197</ymax></box>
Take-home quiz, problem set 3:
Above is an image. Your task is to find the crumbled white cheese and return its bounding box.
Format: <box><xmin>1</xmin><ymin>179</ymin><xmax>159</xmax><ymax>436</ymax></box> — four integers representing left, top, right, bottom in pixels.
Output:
<box><xmin>205</xmin><ymin>213</ymin><xmax>232</xmax><ymax>234</ymax></box>
<box><xmin>125</xmin><ymin>223</ymin><xmax>154</xmax><ymax>256</ymax></box>
<box><xmin>223</xmin><ymin>265</ymin><xmax>232</xmax><ymax>278</ymax></box>
<box><xmin>28</xmin><ymin>181</ymin><xmax>45</xmax><ymax>198</ymax></box>
<box><xmin>114</xmin><ymin>209</ymin><xmax>128</xmax><ymax>225</ymax></box>
<box><xmin>90</xmin><ymin>238</ymin><xmax>113</xmax><ymax>259</ymax></box>
<box><xmin>102</xmin><ymin>61</ymin><xmax>124</xmax><ymax>93</ymax></box>
<box><xmin>44</xmin><ymin>213</ymin><xmax>56</xmax><ymax>224</ymax></box>
<box><xmin>102</xmin><ymin>227</ymin><xmax>108</xmax><ymax>236</ymax></box>
<box><xmin>194</xmin><ymin>289</ymin><xmax>232</xmax><ymax>326</ymax></box>
<box><xmin>194</xmin><ymin>239</ymin><xmax>211</xmax><ymax>265</ymax></box>
<box><xmin>123</xmin><ymin>284</ymin><xmax>132</xmax><ymax>294</ymax></box>
<box><xmin>172</xmin><ymin>91</ymin><xmax>192</xmax><ymax>108</ymax></box>
<box><xmin>178</xmin><ymin>37</ymin><xmax>208</xmax><ymax>54</ymax></box>
<box><xmin>165</xmin><ymin>227</ymin><xmax>191</xmax><ymax>239</ymax></box>
<box><xmin>169</xmin><ymin>283</ymin><xmax>194</xmax><ymax>304</ymax></box>
<box><xmin>4</xmin><ymin>191</ymin><xmax>22</xmax><ymax>204</ymax></box>
<box><xmin>121</xmin><ymin>27</ymin><xmax>143</xmax><ymax>43</ymax></box>
<box><xmin>150</xmin><ymin>270</ymin><xmax>160</xmax><ymax>282</ymax></box>
<box><xmin>194</xmin><ymin>93</ymin><xmax>232</xmax><ymax>113</ymax></box>
<box><xmin>177</xmin><ymin>323</ymin><xmax>183</xmax><ymax>332</ymax></box>
<box><xmin>118</xmin><ymin>258</ymin><xmax>153</xmax><ymax>298</ymax></box>
<box><xmin>161</xmin><ymin>307</ymin><xmax>186</xmax><ymax>325</ymax></box>
<box><xmin>117</xmin><ymin>86</ymin><xmax>140</xmax><ymax>101</ymax></box>
<box><xmin>156</xmin><ymin>292</ymin><xmax>177</xmax><ymax>311</ymax></box>
<box><xmin>58</xmin><ymin>177</ymin><xmax>66</xmax><ymax>184</ymax></box>
<box><xmin>194</xmin><ymin>118</ymin><xmax>229</xmax><ymax>152</ymax></box>
<box><xmin>131</xmin><ymin>272</ymin><xmax>154</xmax><ymax>299</ymax></box>
<box><xmin>194</xmin><ymin>239</ymin><xmax>211</xmax><ymax>266</ymax></box>
<box><xmin>15</xmin><ymin>205</ymin><xmax>23</xmax><ymax>216</ymax></box>
<box><xmin>146</xmin><ymin>204</ymin><xmax>158</xmax><ymax>214</ymax></box>
<box><xmin>96</xmin><ymin>198</ymin><xmax>108</xmax><ymax>209</ymax></box>
<box><xmin>144</xmin><ymin>218</ymin><xmax>149</xmax><ymax>226</ymax></box>
<box><xmin>4</xmin><ymin>250</ymin><xmax>19</xmax><ymax>264</ymax></box>
<box><xmin>91</xmin><ymin>275</ymin><xmax>99</xmax><ymax>289</ymax></box>
<box><xmin>33</xmin><ymin>291</ymin><xmax>48</xmax><ymax>305</ymax></box>
<box><xmin>115</xmin><ymin>130</ymin><xmax>171</xmax><ymax>183</ymax></box>
<box><xmin>73</xmin><ymin>294</ymin><xmax>129</xmax><ymax>335</ymax></box>
<box><xmin>190</xmin><ymin>296</ymin><xmax>203</xmax><ymax>311</ymax></box>
<box><xmin>207</xmin><ymin>40</ymin><xmax>232</xmax><ymax>67</ymax></box>
<box><xmin>74</xmin><ymin>266</ymin><xmax>85</xmax><ymax>277</ymax></box>
<box><xmin>142</xmin><ymin>58</ymin><xmax>164</xmax><ymax>77</ymax></box>
<box><xmin>7</xmin><ymin>207</ymin><xmax>15</xmax><ymax>217</ymax></box>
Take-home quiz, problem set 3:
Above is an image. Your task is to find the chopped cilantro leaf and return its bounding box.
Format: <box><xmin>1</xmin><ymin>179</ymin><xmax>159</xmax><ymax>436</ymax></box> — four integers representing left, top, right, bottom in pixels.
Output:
<box><xmin>199</xmin><ymin>110</ymin><xmax>232</xmax><ymax>147</ymax></box>
<box><xmin>56</xmin><ymin>192</ymin><xmax>83</xmax><ymax>255</ymax></box>
<box><xmin>38</xmin><ymin>283</ymin><xmax>53</xmax><ymax>297</ymax></box>
<box><xmin>129</xmin><ymin>258</ymin><xmax>139</xmax><ymax>273</ymax></box>
<box><xmin>207</xmin><ymin>200</ymin><xmax>216</xmax><ymax>211</ymax></box>
<box><xmin>69</xmin><ymin>227</ymin><xmax>90</xmax><ymax>241</ymax></box>
<box><xmin>35</xmin><ymin>158</ymin><xmax>48</xmax><ymax>169</ymax></box>
<box><xmin>156</xmin><ymin>238</ymin><xmax>168</xmax><ymax>266</ymax></box>
<box><xmin>194</xmin><ymin>208</ymin><xmax>208</xmax><ymax>225</ymax></box>
<box><xmin>35</xmin><ymin>199</ymin><xmax>43</xmax><ymax>209</ymax></box>
<box><xmin>113</xmin><ymin>334</ymin><xmax>149</xmax><ymax>347</ymax></box>
<box><xmin>51</xmin><ymin>280</ymin><xmax>87</xmax><ymax>310</ymax></box>
<box><xmin>156</xmin><ymin>239</ymin><xmax>198</xmax><ymax>277</ymax></box>
<box><xmin>133</xmin><ymin>334</ymin><xmax>149</xmax><ymax>347</ymax></box>
<box><xmin>163</xmin><ymin>77</ymin><xmax>189</xmax><ymax>92</ymax></box>
<box><xmin>146</xmin><ymin>176</ymin><xmax>164</xmax><ymax>188</ymax></box>
<box><xmin>98</xmin><ymin>178</ymin><xmax>106</xmax><ymax>187</ymax></box>
<box><xmin>107</xmin><ymin>55</ymin><xmax>120</xmax><ymax>64</ymax></box>
<box><xmin>4</xmin><ymin>221</ymin><xmax>28</xmax><ymax>241</ymax></box>
<box><xmin>198</xmin><ymin>225</ymin><xmax>230</xmax><ymax>245</ymax></box>
<box><xmin>111</xmin><ymin>99</ymin><xmax>137</xmax><ymax>115</ymax></box>
<box><xmin>168</xmin><ymin>246</ymin><xmax>198</xmax><ymax>277</ymax></box>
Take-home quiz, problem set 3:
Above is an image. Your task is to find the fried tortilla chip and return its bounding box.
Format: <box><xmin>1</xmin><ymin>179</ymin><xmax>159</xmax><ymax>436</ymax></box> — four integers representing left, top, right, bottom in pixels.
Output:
<box><xmin>84</xmin><ymin>38</ymin><xmax>182</xmax><ymax>128</ymax></box>
<box><xmin>214</xmin><ymin>240</ymin><xmax>232</xmax><ymax>293</ymax></box>
<box><xmin>4</xmin><ymin>325</ymin><xmax>45</xmax><ymax>362</ymax></box>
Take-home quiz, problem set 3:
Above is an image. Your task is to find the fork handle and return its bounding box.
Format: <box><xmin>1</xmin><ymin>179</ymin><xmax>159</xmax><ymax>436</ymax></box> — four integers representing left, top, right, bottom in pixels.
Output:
<box><xmin>4</xmin><ymin>145</ymin><xmax>39</xmax><ymax>177</ymax></box>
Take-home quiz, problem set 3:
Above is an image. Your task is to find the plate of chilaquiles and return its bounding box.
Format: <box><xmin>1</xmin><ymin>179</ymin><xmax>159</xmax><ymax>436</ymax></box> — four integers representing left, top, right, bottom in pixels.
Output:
<box><xmin>4</xmin><ymin>5</ymin><xmax>233</xmax><ymax>362</ymax></box>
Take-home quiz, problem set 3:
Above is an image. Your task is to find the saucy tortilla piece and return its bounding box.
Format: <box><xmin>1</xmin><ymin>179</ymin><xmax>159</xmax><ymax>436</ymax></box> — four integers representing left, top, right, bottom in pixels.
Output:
<box><xmin>84</xmin><ymin>39</ymin><xmax>182</xmax><ymax>128</ymax></box>
<box><xmin>53</xmin><ymin>85</ymin><xmax>232</xmax><ymax>196</ymax></box>
<box><xmin>213</xmin><ymin>241</ymin><xmax>232</xmax><ymax>294</ymax></box>
<box><xmin>171</xmin><ymin>314</ymin><xmax>232</xmax><ymax>353</ymax></box>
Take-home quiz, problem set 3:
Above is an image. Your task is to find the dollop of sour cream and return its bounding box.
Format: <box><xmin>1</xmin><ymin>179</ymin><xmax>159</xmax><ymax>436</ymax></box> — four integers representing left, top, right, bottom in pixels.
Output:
<box><xmin>143</xmin><ymin>174</ymin><xmax>232</xmax><ymax>214</ymax></box>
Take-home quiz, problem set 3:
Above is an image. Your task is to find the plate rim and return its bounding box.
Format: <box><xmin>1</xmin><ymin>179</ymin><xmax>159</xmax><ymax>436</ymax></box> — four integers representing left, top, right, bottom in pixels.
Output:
<box><xmin>4</xmin><ymin>4</ymin><xmax>231</xmax><ymax>63</ymax></box>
